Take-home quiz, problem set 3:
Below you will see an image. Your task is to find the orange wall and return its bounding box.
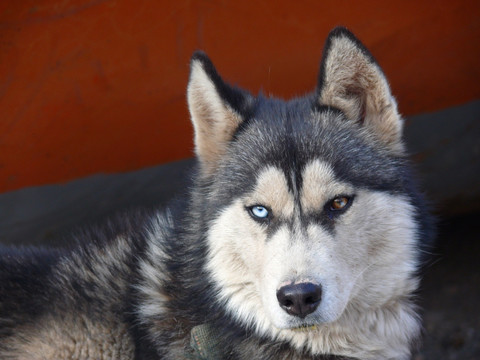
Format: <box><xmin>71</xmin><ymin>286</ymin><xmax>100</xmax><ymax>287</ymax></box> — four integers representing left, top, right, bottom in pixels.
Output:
<box><xmin>1</xmin><ymin>0</ymin><xmax>479</xmax><ymax>193</ymax></box>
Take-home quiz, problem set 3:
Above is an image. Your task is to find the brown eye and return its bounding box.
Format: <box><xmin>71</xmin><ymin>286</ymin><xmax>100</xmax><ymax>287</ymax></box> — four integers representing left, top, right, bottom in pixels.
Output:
<box><xmin>330</xmin><ymin>196</ymin><xmax>349</xmax><ymax>210</ymax></box>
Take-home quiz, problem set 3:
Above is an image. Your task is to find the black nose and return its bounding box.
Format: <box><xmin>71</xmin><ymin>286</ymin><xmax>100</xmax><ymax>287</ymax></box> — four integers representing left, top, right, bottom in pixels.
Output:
<box><xmin>276</xmin><ymin>282</ymin><xmax>322</xmax><ymax>318</ymax></box>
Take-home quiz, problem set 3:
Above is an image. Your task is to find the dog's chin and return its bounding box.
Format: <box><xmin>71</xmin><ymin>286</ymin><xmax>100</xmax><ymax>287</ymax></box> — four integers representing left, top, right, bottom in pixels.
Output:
<box><xmin>270</xmin><ymin>315</ymin><xmax>322</xmax><ymax>332</ymax></box>
<box><xmin>288</xmin><ymin>324</ymin><xmax>319</xmax><ymax>332</ymax></box>
<box><xmin>269</xmin><ymin>308</ymin><xmax>342</xmax><ymax>333</ymax></box>
<box><xmin>271</xmin><ymin>321</ymin><xmax>321</xmax><ymax>334</ymax></box>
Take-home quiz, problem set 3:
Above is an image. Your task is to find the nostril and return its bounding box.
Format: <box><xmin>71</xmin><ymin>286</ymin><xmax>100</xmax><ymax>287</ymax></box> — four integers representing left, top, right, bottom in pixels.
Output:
<box><xmin>276</xmin><ymin>282</ymin><xmax>322</xmax><ymax>318</ymax></box>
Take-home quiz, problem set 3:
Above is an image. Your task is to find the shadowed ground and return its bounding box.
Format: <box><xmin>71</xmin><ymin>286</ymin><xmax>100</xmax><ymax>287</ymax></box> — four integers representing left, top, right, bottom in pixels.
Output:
<box><xmin>416</xmin><ymin>211</ymin><xmax>480</xmax><ymax>359</ymax></box>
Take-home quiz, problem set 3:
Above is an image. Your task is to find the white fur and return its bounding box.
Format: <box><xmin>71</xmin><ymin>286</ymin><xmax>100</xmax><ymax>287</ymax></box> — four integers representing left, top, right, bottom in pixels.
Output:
<box><xmin>205</xmin><ymin>161</ymin><xmax>420</xmax><ymax>359</ymax></box>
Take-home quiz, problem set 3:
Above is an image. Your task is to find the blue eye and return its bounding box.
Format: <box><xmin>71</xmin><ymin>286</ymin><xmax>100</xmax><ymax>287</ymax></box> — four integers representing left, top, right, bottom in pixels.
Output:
<box><xmin>249</xmin><ymin>205</ymin><xmax>269</xmax><ymax>219</ymax></box>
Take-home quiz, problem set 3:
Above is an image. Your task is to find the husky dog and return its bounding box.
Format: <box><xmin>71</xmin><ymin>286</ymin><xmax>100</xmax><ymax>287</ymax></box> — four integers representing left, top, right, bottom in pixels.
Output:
<box><xmin>0</xmin><ymin>27</ymin><xmax>432</xmax><ymax>359</ymax></box>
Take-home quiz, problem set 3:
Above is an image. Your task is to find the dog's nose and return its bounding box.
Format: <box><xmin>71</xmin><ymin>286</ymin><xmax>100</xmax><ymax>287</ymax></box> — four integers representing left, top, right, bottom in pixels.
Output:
<box><xmin>276</xmin><ymin>282</ymin><xmax>322</xmax><ymax>318</ymax></box>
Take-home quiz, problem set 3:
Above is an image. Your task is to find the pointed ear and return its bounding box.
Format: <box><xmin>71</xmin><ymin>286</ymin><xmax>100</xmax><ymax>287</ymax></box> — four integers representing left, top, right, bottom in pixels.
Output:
<box><xmin>317</xmin><ymin>27</ymin><xmax>404</xmax><ymax>153</ymax></box>
<box><xmin>187</xmin><ymin>52</ymin><xmax>253</xmax><ymax>175</ymax></box>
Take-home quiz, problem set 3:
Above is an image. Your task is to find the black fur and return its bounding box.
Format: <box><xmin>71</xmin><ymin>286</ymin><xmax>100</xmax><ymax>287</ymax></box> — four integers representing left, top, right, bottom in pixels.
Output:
<box><xmin>0</xmin><ymin>246</ymin><xmax>65</xmax><ymax>336</ymax></box>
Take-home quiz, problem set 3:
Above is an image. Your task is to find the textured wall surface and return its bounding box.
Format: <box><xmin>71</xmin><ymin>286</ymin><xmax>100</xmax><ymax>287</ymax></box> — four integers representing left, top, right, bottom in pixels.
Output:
<box><xmin>1</xmin><ymin>0</ymin><xmax>479</xmax><ymax>193</ymax></box>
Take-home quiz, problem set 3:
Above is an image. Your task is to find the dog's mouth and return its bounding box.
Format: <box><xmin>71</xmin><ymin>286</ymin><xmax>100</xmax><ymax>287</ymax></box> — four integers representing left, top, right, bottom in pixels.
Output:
<box><xmin>290</xmin><ymin>324</ymin><xmax>318</xmax><ymax>332</ymax></box>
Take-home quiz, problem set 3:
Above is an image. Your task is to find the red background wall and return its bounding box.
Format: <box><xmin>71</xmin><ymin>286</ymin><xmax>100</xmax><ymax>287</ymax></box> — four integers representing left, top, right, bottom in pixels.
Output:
<box><xmin>1</xmin><ymin>0</ymin><xmax>479</xmax><ymax>193</ymax></box>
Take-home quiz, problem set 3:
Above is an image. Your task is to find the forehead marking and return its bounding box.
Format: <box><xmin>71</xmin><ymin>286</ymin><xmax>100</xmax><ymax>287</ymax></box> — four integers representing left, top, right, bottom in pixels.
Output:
<box><xmin>301</xmin><ymin>159</ymin><xmax>353</xmax><ymax>213</ymax></box>
<box><xmin>247</xmin><ymin>166</ymin><xmax>294</xmax><ymax>219</ymax></box>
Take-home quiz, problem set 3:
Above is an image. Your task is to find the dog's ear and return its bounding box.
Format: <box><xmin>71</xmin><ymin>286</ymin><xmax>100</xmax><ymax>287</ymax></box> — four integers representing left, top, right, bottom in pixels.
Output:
<box><xmin>188</xmin><ymin>52</ymin><xmax>253</xmax><ymax>175</ymax></box>
<box><xmin>317</xmin><ymin>27</ymin><xmax>404</xmax><ymax>153</ymax></box>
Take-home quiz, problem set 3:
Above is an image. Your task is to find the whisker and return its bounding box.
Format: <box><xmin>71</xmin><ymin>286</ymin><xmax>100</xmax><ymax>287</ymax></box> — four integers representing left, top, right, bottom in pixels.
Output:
<box><xmin>351</xmin><ymin>261</ymin><xmax>379</xmax><ymax>289</ymax></box>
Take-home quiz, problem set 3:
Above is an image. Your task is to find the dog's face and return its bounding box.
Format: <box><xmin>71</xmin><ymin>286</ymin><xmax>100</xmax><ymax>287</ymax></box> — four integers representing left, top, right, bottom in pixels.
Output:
<box><xmin>187</xmin><ymin>28</ymin><xmax>420</xmax><ymax>345</ymax></box>
<box><xmin>201</xmin><ymin>116</ymin><xmax>419</xmax><ymax>336</ymax></box>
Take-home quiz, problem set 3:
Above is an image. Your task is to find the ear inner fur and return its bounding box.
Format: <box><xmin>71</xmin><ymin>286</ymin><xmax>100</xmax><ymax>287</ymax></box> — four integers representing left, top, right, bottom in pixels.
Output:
<box><xmin>187</xmin><ymin>52</ymin><xmax>252</xmax><ymax>175</ymax></box>
<box><xmin>317</xmin><ymin>27</ymin><xmax>404</xmax><ymax>154</ymax></box>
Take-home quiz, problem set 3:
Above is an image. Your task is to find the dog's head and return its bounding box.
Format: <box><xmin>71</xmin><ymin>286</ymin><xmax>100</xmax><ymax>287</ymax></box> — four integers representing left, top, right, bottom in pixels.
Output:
<box><xmin>187</xmin><ymin>27</ymin><xmax>421</xmax><ymax>355</ymax></box>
